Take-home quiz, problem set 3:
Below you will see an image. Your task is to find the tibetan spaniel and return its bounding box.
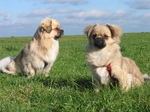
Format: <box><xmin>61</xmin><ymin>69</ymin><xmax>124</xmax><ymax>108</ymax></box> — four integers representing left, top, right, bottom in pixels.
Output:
<box><xmin>84</xmin><ymin>24</ymin><xmax>150</xmax><ymax>91</ymax></box>
<box><xmin>0</xmin><ymin>17</ymin><xmax>63</xmax><ymax>77</ymax></box>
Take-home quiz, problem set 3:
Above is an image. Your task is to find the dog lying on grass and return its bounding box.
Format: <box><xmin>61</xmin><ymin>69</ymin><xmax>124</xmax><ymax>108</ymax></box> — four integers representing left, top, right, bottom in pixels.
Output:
<box><xmin>84</xmin><ymin>23</ymin><xmax>150</xmax><ymax>91</ymax></box>
<box><xmin>0</xmin><ymin>17</ymin><xmax>63</xmax><ymax>77</ymax></box>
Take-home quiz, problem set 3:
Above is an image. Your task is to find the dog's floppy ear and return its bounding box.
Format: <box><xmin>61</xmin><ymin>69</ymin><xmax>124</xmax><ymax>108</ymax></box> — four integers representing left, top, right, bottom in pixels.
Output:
<box><xmin>40</xmin><ymin>18</ymin><xmax>52</xmax><ymax>33</ymax></box>
<box><xmin>84</xmin><ymin>24</ymin><xmax>98</xmax><ymax>37</ymax></box>
<box><xmin>106</xmin><ymin>24</ymin><xmax>122</xmax><ymax>37</ymax></box>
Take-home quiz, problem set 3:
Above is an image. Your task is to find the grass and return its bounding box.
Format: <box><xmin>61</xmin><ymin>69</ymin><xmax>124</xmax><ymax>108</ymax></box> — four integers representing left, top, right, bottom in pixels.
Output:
<box><xmin>0</xmin><ymin>33</ymin><xmax>150</xmax><ymax>112</ymax></box>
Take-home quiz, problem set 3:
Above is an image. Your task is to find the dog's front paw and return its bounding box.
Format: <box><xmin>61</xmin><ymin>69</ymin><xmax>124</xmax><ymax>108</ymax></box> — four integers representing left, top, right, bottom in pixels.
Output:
<box><xmin>44</xmin><ymin>73</ymin><xmax>49</xmax><ymax>77</ymax></box>
<box><xmin>94</xmin><ymin>88</ymin><xmax>100</xmax><ymax>92</ymax></box>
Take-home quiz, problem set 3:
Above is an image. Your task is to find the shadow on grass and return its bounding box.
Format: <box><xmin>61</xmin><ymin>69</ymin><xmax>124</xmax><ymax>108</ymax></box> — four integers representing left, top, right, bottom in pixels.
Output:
<box><xmin>1</xmin><ymin>74</ymin><xmax>119</xmax><ymax>92</ymax></box>
<box><xmin>41</xmin><ymin>78</ymin><xmax>120</xmax><ymax>93</ymax></box>
<box><xmin>0</xmin><ymin>73</ymin><xmax>93</xmax><ymax>91</ymax></box>
<box><xmin>35</xmin><ymin>75</ymin><xmax>120</xmax><ymax>92</ymax></box>
<box><xmin>41</xmin><ymin>77</ymin><xmax>93</xmax><ymax>91</ymax></box>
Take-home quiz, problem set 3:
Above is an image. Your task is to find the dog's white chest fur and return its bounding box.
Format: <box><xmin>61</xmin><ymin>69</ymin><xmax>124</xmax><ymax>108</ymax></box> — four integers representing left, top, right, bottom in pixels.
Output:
<box><xmin>95</xmin><ymin>67</ymin><xmax>111</xmax><ymax>85</ymax></box>
<box><xmin>87</xmin><ymin>46</ymin><xmax>118</xmax><ymax>85</ymax></box>
<box><xmin>32</xmin><ymin>40</ymin><xmax>59</xmax><ymax>70</ymax></box>
<box><xmin>46</xmin><ymin>40</ymin><xmax>59</xmax><ymax>62</ymax></box>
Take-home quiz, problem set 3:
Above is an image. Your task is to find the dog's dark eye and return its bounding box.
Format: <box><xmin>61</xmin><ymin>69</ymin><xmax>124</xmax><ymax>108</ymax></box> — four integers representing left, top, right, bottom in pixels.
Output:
<box><xmin>104</xmin><ymin>34</ymin><xmax>108</xmax><ymax>39</ymax></box>
<box><xmin>93</xmin><ymin>34</ymin><xmax>97</xmax><ymax>39</ymax></box>
<box><xmin>55</xmin><ymin>28</ymin><xmax>59</xmax><ymax>30</ymax></box>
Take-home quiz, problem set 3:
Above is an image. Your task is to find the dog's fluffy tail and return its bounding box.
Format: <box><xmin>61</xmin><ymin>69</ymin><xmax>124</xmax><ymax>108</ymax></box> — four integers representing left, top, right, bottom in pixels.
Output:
<box><xmin>0</xmin><ymin>56</ymin><xmax>15</xmax><ymax>74</ymax></box>
<box><xmin>143</xmin><ymin>74</ymin><xmax>150</xmax><ymax>81</ymax></box>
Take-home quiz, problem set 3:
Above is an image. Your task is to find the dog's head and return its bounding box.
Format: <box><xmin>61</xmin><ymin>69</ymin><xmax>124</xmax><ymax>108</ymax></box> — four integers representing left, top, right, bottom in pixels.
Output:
<box><xmin>84</xmin><ymin>24</ymin><xmax>122</xmax><ymax>49</ymax></box>
<box><xmin>34</xmin><ymin>17</ymin><xmax>64</xmax><ymax>40</ymax></box>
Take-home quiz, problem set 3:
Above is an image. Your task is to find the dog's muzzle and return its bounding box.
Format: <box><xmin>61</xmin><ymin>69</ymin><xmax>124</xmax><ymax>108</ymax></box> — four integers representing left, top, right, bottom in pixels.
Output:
<box><xmin>94</xmin><ymin>37</ymin><xmax>106</xmax><ymax>49</ymax></box>
<box><xmin>55</xmin><ymin>29</ymin><xmax>64</xmax><ymax>39</ymax></box>
<box><xmin>60</xmin><ymin>29</ymin><xmax>64</xmax><ymax>35</ymax></box>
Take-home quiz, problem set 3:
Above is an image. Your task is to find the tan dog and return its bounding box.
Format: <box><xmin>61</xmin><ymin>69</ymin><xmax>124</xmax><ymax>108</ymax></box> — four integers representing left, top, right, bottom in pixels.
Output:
<box><xmin>0</xmin><ymin>17</ymin><xmax>63</xmax><ymax>77</ymax></box>
<box><xmin>84</xmin><ymin>24</ymin><xmax>149</xmax><ymax>91</ymax></box>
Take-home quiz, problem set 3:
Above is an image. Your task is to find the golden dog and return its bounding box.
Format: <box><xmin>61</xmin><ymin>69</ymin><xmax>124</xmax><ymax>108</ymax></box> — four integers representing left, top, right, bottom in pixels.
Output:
<box><xmin>0</xmin><ymin>17</ymin><xmax>63</xmax><ymax>77</ymax></box>
<box><xmin>84</xmin><ymin>24</ymin><xmax>149</xmax><ymax>91</ymax></box>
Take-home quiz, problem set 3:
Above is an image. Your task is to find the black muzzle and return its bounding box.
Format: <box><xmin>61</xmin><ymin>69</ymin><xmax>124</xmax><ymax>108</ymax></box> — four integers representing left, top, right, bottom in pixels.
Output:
<box><xmin>94</xmin><ymin>38</ymin><xmax>106</xmax><ymax>49</ymax></box>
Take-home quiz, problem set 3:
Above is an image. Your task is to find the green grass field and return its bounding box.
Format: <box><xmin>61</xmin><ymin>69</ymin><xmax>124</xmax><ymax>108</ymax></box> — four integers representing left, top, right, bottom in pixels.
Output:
<box><xmin>0</xmin><ymin>33</ymin><xmax>150</xmax><ymax>112</ymax></box>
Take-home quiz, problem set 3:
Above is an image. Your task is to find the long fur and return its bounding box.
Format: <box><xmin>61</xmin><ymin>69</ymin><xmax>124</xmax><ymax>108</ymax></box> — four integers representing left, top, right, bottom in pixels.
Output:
<box><xmin>84</xmin><ymin>24</ymin><xmax>149</xmax><ymax>91</ymax></box>
<box><xmin>0</xmin><ymin>18</ymin><xmax>63</xmax><ymax>77</ymax></box>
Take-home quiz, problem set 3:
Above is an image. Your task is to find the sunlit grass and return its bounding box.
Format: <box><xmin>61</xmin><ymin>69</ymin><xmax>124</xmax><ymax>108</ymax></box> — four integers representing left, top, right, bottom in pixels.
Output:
<box><xmin>0</xmin><ymin>33</ymin><xmax>150</xmax><ymax>112</ymax></box>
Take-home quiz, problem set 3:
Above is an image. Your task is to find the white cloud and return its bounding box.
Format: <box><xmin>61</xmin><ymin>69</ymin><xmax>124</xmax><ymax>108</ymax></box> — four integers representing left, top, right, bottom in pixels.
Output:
<box><xmin>0</xmin><ymin>18</ymin><xmax>39</xmax><ymax>37</ymax></box>
<box><xmin>128</xmin><ymin>0</ymin><xmax>150</xmax><ymax>9</ymax></box>
<box><xmin>0</xmin><ymin>18</ymin><xmax>37</xmax><ymax>27</ymax></box>
<box><xmin>140</xmin><ymin>12</ymin><xmax>150</xmax><ymax>24</ymax></box>
<box><xmin>111</xmin><ymin>9</ymin><xmax>132</xmax><ymax>20</ymax></box>
<box><xmin>0</xmin><ymin>12</ymin><xmax>11</xmax><ymax>21</ymax></box>
<box><xmin>143</xmin><ymin>12</ymin><xmax>150</xmax><ymax>18</ymax></box>
<box><xmin>0</xmin><ymin>9</ymin><xmax>136</xmax><ymax>37</ymax></box>
<box><xmin>68</xmin><ymin>9</ymin><xmax>131</xmax><ymax>21</ymax></box>
<box><xmin>59</xmin><ymin>9</ymin><xmax>134</xmax><ymax>35</ymax></box>
<box><xmin>0</xmin><ymin>6</ymin><xmax>150</xmax><ymax>37</ymax></box>
<box><xmin>57</xmin><ymin>9</ymin><xmax>73</xmax><ymax>13</ymax></box>
<box><xmin>115</xmin><ymin>10</ymin><xmax>128</xmax><ymax>16</ymax></box>
<box><xmin>43</xmin><ymin>0</ymin><xmax>87</xmax><ymax>5</ymax></box>
<box><xmin>19</xmin><ymin>8</ymin><xmax>54</xmax><ymax>18</ymax></box>
<box><xmin>69</xmin><ymin>9</ymin><xmax>110</xmax><ymax>19</ymax></box>
<box><xmin>18</xmin><ymin>8</ymin><xmax>73</xmax><ymax>18</ymax></box>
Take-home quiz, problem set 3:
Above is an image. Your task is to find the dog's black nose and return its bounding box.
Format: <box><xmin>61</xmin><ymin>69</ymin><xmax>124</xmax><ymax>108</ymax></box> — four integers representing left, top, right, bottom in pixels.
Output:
<box><xmin>94</xmin><ymin>38</ymin><xmax>106</xmax><ymax>49</ymax></box>
<box><xmin>61</xmin><ymin>30</ymin><xmax>64</xmax><ymax>35</ymax></box>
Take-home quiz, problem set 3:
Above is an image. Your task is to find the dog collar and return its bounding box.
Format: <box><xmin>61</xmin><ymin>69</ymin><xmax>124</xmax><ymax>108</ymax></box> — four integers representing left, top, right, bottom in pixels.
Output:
<box><xmin>106</xmin><ymin>63</ymin><xmax>115</xmax><ymax>79</ymax></box>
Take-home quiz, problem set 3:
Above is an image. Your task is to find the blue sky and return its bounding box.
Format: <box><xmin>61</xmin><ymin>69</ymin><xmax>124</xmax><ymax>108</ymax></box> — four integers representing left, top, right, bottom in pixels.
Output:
<box><xmin>0</xmin><ymin>0</ymin><xmax>150</xmax><ymax>37</ymax></box>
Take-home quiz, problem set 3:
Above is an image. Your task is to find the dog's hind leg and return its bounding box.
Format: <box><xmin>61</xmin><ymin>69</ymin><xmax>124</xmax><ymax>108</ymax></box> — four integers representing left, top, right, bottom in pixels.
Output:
<box><xmin>132</xmin><ymin>76</ymin><xmax>144</xmax><ymax>87</ymax></box>
<box><xmin>112</xmin><ymin>69</ymin><xmax>133</xmax><ymax>91</ymax></box>
<box><xmin>23</xmin><ymin>63</ymin><xmax>35</xmax><ymax>78</ymax></box>
<box><xmin>43</xmin><ymin>63</ymin><xmax>53</xmax><ymax>77</ymax></box>
<box><xmin>120</xmin><ymin>73</ymin><xmax>133</xmax><ymax>91</ymax></box>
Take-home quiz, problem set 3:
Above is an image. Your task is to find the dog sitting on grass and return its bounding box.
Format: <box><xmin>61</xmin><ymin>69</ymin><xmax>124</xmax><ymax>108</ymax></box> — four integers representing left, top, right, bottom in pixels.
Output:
<box><xmin>0</xmin><ymin>17</ymin><xmax>63</xmax><ymax>77</ymax></box>
<box><xmin>84</xmin><ymin>23</ymin><xmax>150</xmax><ymax>91</ymax></box>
